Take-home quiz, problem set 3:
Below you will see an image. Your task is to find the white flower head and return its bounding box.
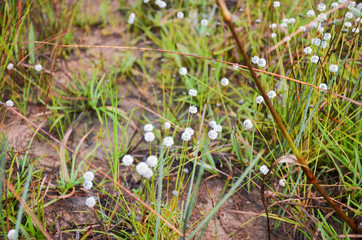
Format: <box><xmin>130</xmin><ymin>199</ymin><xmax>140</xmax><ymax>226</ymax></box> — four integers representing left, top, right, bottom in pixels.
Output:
<box><xmin>257</xmin><ymin>58</ymin><xmax>266</xmax><ymax>67</ymax></box>
<box><xmin>352</xmin><ymin>28</ymin><xmax>360</xmax><ymax>33</ymax></box>
<box><xmin>289</xmin><ymin>18</ymin><xmax>296</xmax><ymax>24</ymax></box>
<box><xmin>273</xmin><ymin>1</ymin><xmax>280</xmax><ymax>7</ymax></box>
<box><xmin>256</xmin><ymin>96</ymin><xmax>264</xmax><ymax>104</ymax></box>
<box><xmin>201</xmin><ymin>19</ymin><xmax>208</xmax><ymax>26</ymax></box>
<box><xmin>312</xmin><ymin>38</ymin><xmax>321</xmax><ymax>46</ymax></box>
<box><xmin>7</xmin><ymin>229</ymin><xmax>16</xmax><ymax>240</ymax></box>
<box><xmin>157</xmin><ymin>0</ymin><xmax>167</xmax><ymax>8</ymax></box>
<box><xmin>146</xmin><ymin>155</ymin><xmax>158</xmax><ymax>167</ymax></box>
<box><xmin>299</xmin><ymin>26</ymin><xmax>307</xmax><ymax>32</ymax></box>
<box><xmin>344</xmin><ymin>22</ymin><xmax>352</xmax><ymax>28</ymax></box>
<box><xmin>306</xmin><ymin>10</ymin><xmax>315</xmax><ymax>17</ymax></box>
<box><xmin>214</xmin><ymin>124</ymin><xmax>222</xmax><ymax>132</ymax></box>
<box><xmin>331</xmin><ymin>2</ymin><xmax>339</xmax><ymax>8</ymax></box>
<box><xmin>238</xmin><ymin>99</ymin><xmax>245</xmax><ymax>105</ymax></box>
<box><xmin>283</xmin><ymin>36</ymin><xmax>291</xmax><ymax>42</ymax></box>
<box><xmin>345</xmin><ymin>12</ymin><xmax>353</xmax><ymax>19</ymax></box>
<box><xmin>318</xmin><ymin>3</ymin><xmax>326</xmax><ymax>11</ymax></box>
<box><xmin>269</xmin><ymin>23</ymin><xmax>277</xmax><ymax>29</ymax></box>
<box><xmin>85</xmin><ymin>196</ymin><xmax>97</xmax><ymax>208</ymax></box>
<box><xmin>317</xmin><ymin>13</ymin><xmax>327</xmax><ymax>22</ymax></box>
<box><xmin>243</xmin><ymin>119</ymin><xmax>253</xmax><ymax>130</ymax></box>
<box><xmin>144</xmin><ymin>0</ymin><xmax>150</xmax><ymax>3</ymax></box>
<box><xmin>128</xmin><ymin>12</ymin><xmax>135</xmax><ymax>24</ymax></box>
<box><xmin>122</xmin><ymin>154</ymin><xmax>134</xmax><ymax>166</ymax></box>
<box><xmin>271</xmin><ymin>33</ymin><xmax>277</xmax><ymax>38</ymax></box>
<box><xmin>179</xmin><ymin>67</ymin><xmax>187</xmax><ymax>76</ymax></box>
<box><xmin>83</xmin><ymin>180</ymin><xmax>93</xmax><ymax>190</ymax></box>
<box><xmin>185</xmin><ymin>127</ymin><xmax>195</xmax><ymax>136</ymax></box>
<box><xmin>310</xmin><ymin>55</ymin><xmax>319</xmax><ymax>64</ymax></box>
<box><xmin>181</xmin><ymin>131</ymin><xmax>192</xmax><ymax>141</ymax></box>
<box><xmin>189</xmin><ymin>105</ymin><xmax>198</xmax><ymax>114</ymax></box>
<box><xmin>319</xmin><ymin>83</ymin><xmax>328</xmax><ymax>92</ymax></box>
<box><xmin>144</xmin><ymin>132</ymin><xmax>155</xmax><ymax>142</ymax></box>
<box><xmin>136</xmin><ymin>162</ymin><xmax>150</xmax><ymax>176</ymax></box>
<box><xmin>280</xmin><ymin>22</ymin><xmax>288</xmax><ymax>28</ymax></box>
<box><xmin>279</xmin><ymin>179</ymin><xmax>286</xmax><ymax>187</ymax></box>
<box><xmin>163</xmin><ymin>136</ymin><xmax>174</xmax><ymax>147</ymax></box>
<box><xmin>323</xmin><ymin>33</ymin><xmax>332</xmax><ymax>41</ymax></box>
<box><xmin>142</xmin><ymin>168</ymin><xmax>153</xmax><ymax>178</ymax></box>
<box><xmin>7</xmin><ymin>63</ymin><xmax>14</xmax><ymax>70</ymax></box>
<box><xmin>233</xmin><ymin>64</ymin><xmax>239</xmax><ymax>70</ymax></box>
<box><xmin>304</xmin><ymin>47</ymin><xmax>312</xmax><ymax>55</ymax></box>
<box><xmin>220</xmin><ymin>77</ymin><xmax>229</xmax><ymax>86</ymax></box>
<box><xmin>310</xmin><ymin>21</ymin><xmax>318</xmax><ymax>28</ymax></box>
<box><xmin>209</xmin><ymin>120</ymin><xmax>217</xmax><ymax>128</ymax></box>
<box><xmin>189</xmin><ymin>89</ymin><xmax>197</xmax><ymax>96</ymax></box>
<box><xmin>251</xmin><ymin>56</ymin><xmax>259</xmax><ymax>64</ymax></box>
<box><xmin>144</xmin><ymin>123</ymin><xmax>154</xmax><ymax>132</ymax></box>
<box><xmin>5</xmin><ymin>100</ymin><xmax>14</xmax><ymax>107</ymax></box>
<box><xmin>83</xmin><ymin>171</ymin><xmax>95</xmax><ymax>181</ymax></box>
<box><xmin>172</xmin><ymin>190</ymin><xmax>179</xmax><ymax>196</ymax></box>
<box><xmin>35</xmin><ymin>64</ymin><xmax>42</xmax><ymax>72</ymax></box>
<box><xmin>163</xmin><ymin>122</ymin><xmax>171</xmax><ymax>129</ymax></box>
<box><xmin>208</xmin><ymin>129</ymin><xmax>218</xmax><ymax>140</ymax></box>
<box><xmin>177</xmin><ymin>12</ymin><xmax>184</xmax><ymax>19</ymax></box>
<box><xmin>260</xmin><ymin>165</ymin><xmax>269</xmax><ymax>175</ymax></box>
<box><xmin>320</xmin><ymin>41</ymin><xmax>328</xmax><ymax>48</ymax></box>
<box><xmin>267</xmin><ymin>90</ymin><xmax>277</xmax><ymax>99</ymax></box>
<box><xmin>318</xmin><ymin>26</ymin><xmax>324</xmax><ymax>33</ymax></box>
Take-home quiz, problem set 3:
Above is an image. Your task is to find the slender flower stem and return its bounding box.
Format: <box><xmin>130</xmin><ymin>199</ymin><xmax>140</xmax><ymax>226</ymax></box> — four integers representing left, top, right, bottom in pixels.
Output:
<box><xmin>216</xmin><ymin>0</ymin><xmax>361</xmax><ymax>234</ymax></box>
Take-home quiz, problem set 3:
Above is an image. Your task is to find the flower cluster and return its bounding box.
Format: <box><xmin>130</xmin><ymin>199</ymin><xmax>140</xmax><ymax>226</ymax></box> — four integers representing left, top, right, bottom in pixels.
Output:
<box><xmin>83</xmin><ymin>171</ymin><xmax>95</xmax><ymax>190</ymax></box>
<box><xmin>260</xmin><ymin>165</ymin><xmax>269</xmax><ymax>175</ymax></box>
<box><xmin>144</xmin><ymin>123</ymin><xmax>155</xmax><ymax>142</ymax></box>
<box><xmin>251</xmin><ymin>56</ymin><xmax>266</xmax><ymax>68</ymax></box>
<box><xmin>128</xmin><ymin>13</ymin><xmax>135</xmax><ymax>24</ymax></box>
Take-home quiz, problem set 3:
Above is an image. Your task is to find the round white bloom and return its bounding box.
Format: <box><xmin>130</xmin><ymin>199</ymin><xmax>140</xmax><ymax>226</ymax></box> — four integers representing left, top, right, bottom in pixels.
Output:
<box><xmin>83</xmin><ymin>180</ymin><xmax>93</xmax><ymax>190</ymax></box>
<box><xmin>319</xmin><ymin>83</ymin><xmax>328</xmax><ymax>92</ymax></box>
<box><xmin>269</xmin><ymin>23</ymin><xmax>277</xmax><ymax>29</ymax></box>
<box><xmin>172</xmin><ymin>190</ymin><xmax>179</xmax><ymax>196</ymax></box>
<box><xmin>320</xmin><ymin>41</ymin><xmax>328</xmax><ymax>48</ymax></box>
<box><xmin>331</xmin><ymin>2</ymin><xmax>339</xmax><ymax>8</ymax></box>
<box><xmin>209</xmin><ymin>120</ymin><xmax>217</xmax><ymax>128</ymax></box>
<box><xmin>310</xmin><ymin>22</ymin><xmax>318</xmax><ymax>28</ymax></box>
<box><xmin>299</xmin><ymin>26</ymin><xmax>307</xmax><ymax>32</ymax></box>
<box><xmin>284</xmin><ymin>36</ymin><xmax>291</xmax><ymax>42</ymax></box>
<box><xmin>317</xmin><ymin>3</ymin><xmax>326</xmax><ymax>11</ymax></box>
<box><xmin>144</xmin><ymin>132</ymin><xmax>155</xmax><ymax>142</ymax></box>
<box><xmin>185</xmin><ymin>127</ymin><xmax>194</xmax><ymax>136</ymax></box>
<box><xmin>271</xmin><ymin>33</ymin><xmax>277</xmax><ymax>38</ymax></box>
<box><xmin>136</xmin><ymin>162</ymin><xmax>150</xmax><ymax>176</ymax></box>
<box><xmin>317</xmin><ymin>13</ymin><xmax>327</xmax><ymax>22</ymax></box>
<box><xmin>122</xmin><ymin>154</ymin><xmax>134</xmax><ymax>166</ymax></box>
<box><xmin>7</xmin><ymin>229</ymin><xmax>16</xmax><ymax>240</ymax></box>
<box><xmin>144</xmin><ymin>123</ymin><xmax>153</xmax><ymax>132</ymax></box>
<box><xmin>352</xmin><ymin>28</ymin><xmax>360</xmax><ymax>33</ymax></box>
<box><xmin>260</xmin><ymin>165</ymin><xmax>269</xmax><ymax>175</ymax></box>
<box><xmin>144</xmin><ymin>0</ymin><xmax>150</xmax><ymax>3</ymax></box>
<box><xmin>273</xmin><ymin>1</ymin><xmax>280</xmax><ymax>7</ymax></box>
<box><xmin>201</xmin><ymin>19</ymin><xmax>208</xmax><ymax>26</ymax></box>
<box><xmin>181</xmin><ymin>131</ymin><xmax>192</xmax><ymax>141</ymax></box>
<box><xmin>344</xmin><ymin>22</ymin><xmax>352</xmax><ymax>28</ymax></box>
<box><xmin>243</xmin><ymin>119</ymin><xmax>253</xmax><ymax>130</ymax></box>
<box><xmin>142</xmin><ymin>168</ymin><xmax>153</xmax><ymax>178</ymax></box>
<box><xmin>164</xmin><ymin>122</ymin><xmax>171</xmax><ymax>129</ymax></box>
<box><xmin>189</xmin><ymin>105</ymin><xmax>197</xmax><ymax>114</ymax></box>
<box><xmin>306</xmin><ymin>10</ymin><xmax>315</xmax><ymax>17</ymax></box>
<box><xmin>83</xmin><ymin>171</ymin><xmax>95</xmax><ymax>181</ymax></box>
<box><xmin>183</xmin><ymin>168</ymin><xmax>189</xmax><ymax>174</ymax></box>
<box><xmin>146</xmin><ymin>155</ymin><xmax>158</xmax><ymax>167</ymax></box>
<box><xmin>279</xmin><ymin>179</ymin><xmax>286</xmax><ymax>187</ymax></box>
<box><xmin>128</xmin><ymin>17</ymin><xmax>134</xmax><ymax>25</ymax></box>
<box><xmin>323</xmin><ymin>33</ymin><xmax>331</xmax><ymax>41</ymax></box>
<box><xmin>251</xmin><ymin>56</ymin><xmax>259</xmax><ymax>64</ymax></box>
<box><xmin>157</xmin><ymin>0</ymin><xmax>166</xmax><ymax>8</ymax></box>
<box><xmin>163</xmin><ymin>136</ymin><xmax>174</xmax><ymax>147</ymax></box>
<box><xmin>238</xmin><ymin>99</ymin><xmax>245</xmax><ymax>104</ymax></box>
<box><xmin>348</xmin><ymin>1</ymin><xmax>356</xmax><ymax>7</ymax></box>
<box><xmin>85</xmin><ymin>196</ymin><xmax>97</xmax><ymax>208</ymax></box>
<box><xmin>267</xmin><ymin>90</ymin><xmax>277</xmax><ymax>99</ymax></box>
<box><xmin>189</xmin><ymin>89</ymin><xmax>197</xmax><ymax>96</ymax></box>
<box><xmin>304</xmin><ymin>47</ymin><xmax>312</xmax><ymax>55</ymax></box>
<box><xmin>5</xmin><ymin>100</ymin><xmax>14</xmax><ymax>107</ymax></box>
<box><xmin>338</xmin><ymin>0</ymin><xmax>346</xmax><ymax>4</ymax></box>
<box><xmin>214</xmin><ymin>124</ymin><xmax>222</xmax><ymax>132</ymax></box>
<box><xmin>345</xmin><ymin>12</ymin><xmax>353</xmax><ymax>19</ymax></box>
<box><xmin>310</xmin><ymin>55</ymin><xmax>319</xmax><ymax>63</ymax></box>
<box><xmin>257</xmin><ymin>58</ymin><xmax>266</xmax><ymax>67</ymax></box>
<box><xmin>289</xmin><ymin>18</ymin><xmax>296</xmax><ymax>24</ymax></box>
<box><xmin>177</xmin><ymin>12</ymin><xmax>184</xmax><ymax>19</ymax></box>
<box><xmin>208</xmin><ymin>129</ymin><xmax>218</xmax><ymax>140</ymax></box>
<box><xmin>7</xmin><ymin>63</ymin><xmax>14</xmax><ymax>70</ymax></box>
<box><xmin>34</xmin><ymin>64</ymin><xmax>42</xmax><ymax>72</ymax></box>
<box><xmin>220</xmin><ymin>77</ymin><xmax>229</xmax><ymax>86</ymax></box>
<box><xmin>282</xmin><ymin>18</ymin><xmax>289</xmax><ymax>24</ymax></box>
<box><xmin>280</xmin><ymin>23</ymin><xmax>288</xmax><ymax>28</ymax></box>
<box><xmin>357</xmin><ymin>3</ymin><xmax>362</xmax><ymax>10</ymax></box>
<box><xmin>312</xmin><ymin>38</ymin><xmax>321</xmax><ymax>46</ymax></box>
<box><xmin>179</xmin><ymin>67</ymin><xmax>187</xmax><ymax>76</ymax></box>
<box><xmin>318</xmin><ymin>26</ymin><xmax>324</xmax><ymax>33</ymax></box>
<box><xmin>233</xmin><ymin>64</ymin><xmax>239</xmax><ymax>70</ymax></box>
<box><xmin>256</xmin><ymin>96</ymin><xmax>264</xmax><ymax>104</ymax></box>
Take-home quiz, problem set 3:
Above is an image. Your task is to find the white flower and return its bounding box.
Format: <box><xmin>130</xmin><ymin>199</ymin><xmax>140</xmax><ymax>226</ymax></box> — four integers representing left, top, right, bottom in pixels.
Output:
<box><xmin>144</xmin><ymin>132</ymin><xmax>155</xmax><ymax>142</ymax></box>
<box><xmin>189</xmin><ymin>105</ymin><xmax>197</xmax><ymax>114</ymax></box>
<box><xmin>260</xmin><ymin>165</ymin><xmax>269</xmax><ymax>175</ymax></box>
<box><xmin>233</xmin><ymin>64</ymin><xmax>239</xmax><ymax>70</ymax></box>
<box><xmin>280</xmin><ymin>23</ymin><xmax>288</xmax><ymax>28</ymax></box>
<box><xmin>243</xmin><ymin>119</ymin><xmax>253</xmax><ymax>130</ymax></box>
<box><xmin>310</xmin><ymin>55</ymin><xmax>319</xmax><ymax>63</ymax></box>
<box><xmin>183</xmin><ymin>168</ymin><xmax>189</xmax><ymax>174</ymax></box>
<box><xmin>7</xmin><ymin>229</ymin><xmax>16</xmax><ymax>240</ymax></box>
<box><xmin>144</xmin><ymin>123</ymin><xmax>153</xmax><ymax>132</ymax></box>
<box><xmin>5</xmin><ymin>100</ymin><xmax>14</xmax><ymax>107</ymax></box>
<box><xmin>142</xmin><ymin>168</ymin><xmax>153</xmax><ymax>178</ymax></box>
<box><xmin>318</xmin><ymin>26</ymin><xmax>324</xmax><ymax>33</ymax></box>
<box><xmin>144</xmin><ymin>0</ymin><xmax>150</xmax><ymax>3</ymax></box>
<box><xmin>310</xmin><ymin>22</ymin><xmax>318</xmax><ymax>28</ymax></box>
<box><xmin>208</xmin><ymin>129</ymin><xmax>218</xmax><ymax>140</ymax></box>
<box><xmin>185</xmin><ymin>127</ymin><xmax>195</xmax><ymax>136</ymax></box>
<box><xmin>238</xmin><ymin>99</ymin><xmax>245</xmax><ymax>104</ymax></box>
<box><xmin>7</xmin><ymin>63</ymin><xmax>14</xmax><ymax>70</ymax></box>
<box><xmin>317</xmin><ymin>3</ymin><xmax>326</xmax><ymax>11</ymax></box>
<box><xmin>172</xmin><ymin>190</ymin><xmax>179</xmax><ymax>196</ymax></box>
<box><xmin>348</xmin><ymin>1</ymin><xmax>356</xmax><ymax>7</ymax></box>
<box><xmin>352</xmin><ymin>28</ymin><xmax>360</xmax><ymax>33</ymax></box>
<box><xmin>257</xmin><ymin>58</ymin><xmax>266</xmax><ymax>67</ymax></box>
<box><xmin>304</xmin><ymin>47</ymin><xmax>312</xmax><ymax>55</ymax></box>
<box><xmin>128</xmin><ymin>12</ymin><xmax>135</xmax><ymax>24</ymax></box>
<box><xmin>122</xmin><ymin>154</ymin><xmax>134</xmax><ymax>166</ymax></box>
<box><xmin>329</xmin><ymin>65</ymin><xmax>338</xmax><ymax>72</ymax></box>
<box><xmin>331</xmin><ymin>2</ymin><xmax>339</xmax><ymax>8</ymax></box>
<box><xmin>179</xmin><ymin>67</ymin><xmax>187</xmax><ymax>75</ymax></box>
<box><xmin>323</xmin><ymin>33</ymin><xmax>331</xmax><ymax>41</ymax></box>
<box><xmin>146</xmin><ymin>155</ymin><xmax>158</xmax><ymax>167</ymax></box>
<box><xmin>163</xmin><ymin>136</ymin><xmax>174</xmax><ymax>147</ymax></box>
<box><xmin>214</xmin><ymin>124</ymin><xmax>222</xmax><ymax>132</ymax></box>
<box><xmin>312</xmin><ymin>38</ymin><xmax>321</xmax><ymax>46</ymax></box>
<box><xmin>306</xmin><ymin>10</ymin><xmax>315</xmax><ymax>17</ymax></box>
<box><xmin>177</xmin><ymin>12</ymin><xmax>184</xmax><ymax>19</ymax></box>
<box><xmin>357</xmin><ymin>3</ymin><xmax>362</xmax><ymax>10</ymax></box>
<box><xmin>271</xmin><ymin>33</ymin><xmax>277</xmax><ymax>38</ymax></box>
<box><xmin>338</xmin><ymin>0</ymin><xmax>346</xmax><ymax>4</ymax></box>
<box><xmin>189</xmin><ymin>89</ymin><xmax>197</xmax><ymax>96</ymax></box>
<box><xmin>319</xmin><ymin>83</ymin><xmax>328</xmax><ymax>92</ymax></box>
<box><xmin>209</xmin><ymin>120</ymin><xmax>217</xmax><ymax>128</ymax></box>
<box><xmin>83</xmin><ymin>180</ymin><xmax>93</xmax><ymax>190</ymax></box>
<box><xmin>157</xmin><ymin>0</ymin><xmax>166</xmax><ymax>8</ymax></box>
<box><xmin>83</xmin><ymin>171</ymin><xmax>95</xmax><ymax>181</ymax></box>
<box><xmin>85</xmin><ymin>196</ymin><xmax>97</xmax><ymax>208</ymax></box>
<box><xmin>220</xmin><ymin>77</ymin><xmax>229</xmax><ymax>86</ymax></box>
<box><xmin>344</xmin><ymin>22</ymin><xmax>352</xmax><ymax>28</ymax></box>
<box><xmin>299</xmin><ymin>26</ymin><xmax>307</xmax><ymax>32</ymax></box>
<box><xmin>267</xmin><ymin>90</ymin><xmax>277</xmax><ymax>99</ymax></box>
<box><xmin>345</xmin><ymin>12</ymin><xmax>353</xmax><ymax>19</ymax></box>
<box><xmin>282</xmin><ymin>19</ymin><xmax>289</xmax><ymax>25</ymax></box>
<box><xmin>201</xmin><ymin>19</ymin><xmax>208</xmax><ymax>26</ymax></box>
<box><xmin>269</xmin><ymin>23</ymin><xmax>277</xmax><ymax>29</ymax></box>
<box><xmin>317</xmin><ymin>13</ymin><xmax>327</xmax><ymax>22</ymax></box>
<box><xmin>256</xmin><ymin>96</ymin><xmax>264</xmax><ymax>104</ymax></box>
<box><xmin>136</xmin><ymin>162</ymin><xmax>150</xmax><ymax>176</ymax></box>
<box><xmin>320</xmin><ymin>41</ymin><xmax>328</xmax><ymax>48</ymax></box>
<box><xmin>279</xmin><ymin>179</ymin><xmax>286</xmax><ymax>187</ymax></box>
<box><xmin>273</xmin><ymin>1</ymin><xmax>280</xmax><ymax>7</ymax></box>
<box><xmin>181</xmin><ymin>131</ymin><xmax>192</xmax><ymax>141</ymax></box>
<box><xmin>283</xmin><ymin>36</ymin><xmax>291</xmax><ymax>42</ymax></box>
<box><xmin>289</xmin><ymin>18</ymin><xmax>296</xmax><ymax>24</ymax></box>
<box><xmin>35</xmin><ymin>64</ymin><xmax>42</xmax><ymax>72</ymax></box>
<box><xmin>251</xmin><ymin>56</ymin><xmax>259</xmax><ymax>64</ymax></box>
<box><xmin>164</xmin><ymin>122</ymin><xmax>171</xmax><ymax>129</ymax></box>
